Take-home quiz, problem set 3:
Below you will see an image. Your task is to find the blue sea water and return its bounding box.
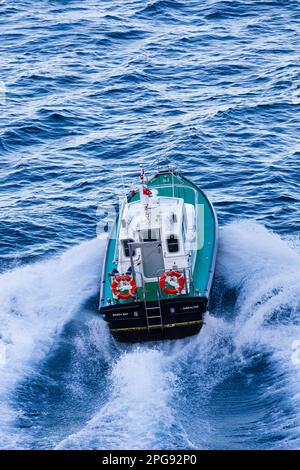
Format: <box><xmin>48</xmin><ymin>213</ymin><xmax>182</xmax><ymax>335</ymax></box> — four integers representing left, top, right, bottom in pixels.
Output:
<box><xmin>0</xmin><ymin>0</ymin><xmax>300</xmax><ymax>450</ymax></box>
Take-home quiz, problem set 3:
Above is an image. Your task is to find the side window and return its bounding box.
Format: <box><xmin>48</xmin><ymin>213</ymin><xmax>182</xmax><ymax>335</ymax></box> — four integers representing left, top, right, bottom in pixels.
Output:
<box><xmin>167</xmin><ymin>234</ymin><xmax>179</xmax><ymax>253</ymax></box>
<box><xmin>122</xmin><ymin>239</ymin><xmax>135</xmax><ymax>257</ymax></box>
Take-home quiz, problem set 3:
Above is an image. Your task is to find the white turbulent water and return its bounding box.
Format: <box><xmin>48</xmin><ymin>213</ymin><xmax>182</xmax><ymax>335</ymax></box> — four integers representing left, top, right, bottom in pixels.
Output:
<box><xmin>1</xmin><ymin>221</ymin><xmax>300</xmax><ymax>449</ymax></box>
<box><xmin>56</xmin><ymin>348</ymin><xmax>178</xmax><ymax>450</ymax></box>
<box><xmin>0</xmin><ymin>238</ymin><xmax>103</xmax><ymax>448</ymax></box>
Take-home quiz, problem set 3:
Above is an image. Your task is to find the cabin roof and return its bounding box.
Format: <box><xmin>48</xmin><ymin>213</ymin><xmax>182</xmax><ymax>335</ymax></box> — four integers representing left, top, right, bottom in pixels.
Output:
<box><xmin>120</xmin><ymin>196</ymin><xmax>184</xmax><ymax>241</ymax></box>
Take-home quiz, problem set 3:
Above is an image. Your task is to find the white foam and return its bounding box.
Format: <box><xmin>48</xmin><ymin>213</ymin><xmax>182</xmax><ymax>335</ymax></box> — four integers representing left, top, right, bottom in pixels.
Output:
<box><xmin>220</xmin><ymin>221</ymin><xmax>300</xmax><ymax>445</ymax></box>
<box><xmin>57</xmin><ymin>221</ymin><xmax>300</xmax><ymax>449</ymax></box>
<box><xmin>0</xmin><ymin>238</ymin><xmax>104</xmax><ymax>448</ymax></box>
<box><xmin>56</xmin><ymin>311</ymin><xmax>236</xmax><ymax>450</ymax></box>
<box><xmin>219</xmin><ymin>221</ymin><xmax>300</xmax><ymax>344</ymax></box>
<box><xmin>56</xmin><ymin>347</ymin><xmax>177</xmax><ymax>450</ymax></box>
<box><xmin>2</xmin><ymin>220</ymin><xmax>300</xmax><ymax>449</ymax></box>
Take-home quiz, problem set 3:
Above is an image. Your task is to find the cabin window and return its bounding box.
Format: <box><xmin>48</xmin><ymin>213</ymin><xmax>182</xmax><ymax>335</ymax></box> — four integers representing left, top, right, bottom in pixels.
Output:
<box><xmin>122</xmin><ymin>239</ymin><xmax>135</xmax><ymax>257</ymax></box>
<box><xmin>167</xmin><ymin>234</ymin><xmax>179</xmax><ymax>253</ymax></box>
<box><xmin>140</xmin><ymin>229</ymin><xmax>158</xmax><ymax>242</ymax></box>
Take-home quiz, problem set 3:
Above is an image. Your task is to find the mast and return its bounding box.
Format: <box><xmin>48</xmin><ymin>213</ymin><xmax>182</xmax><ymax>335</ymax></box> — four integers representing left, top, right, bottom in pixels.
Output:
<box><xmin>139</xmin><ymin>163</ymin><xmax>151</xmax><ymax>219</ymax></box>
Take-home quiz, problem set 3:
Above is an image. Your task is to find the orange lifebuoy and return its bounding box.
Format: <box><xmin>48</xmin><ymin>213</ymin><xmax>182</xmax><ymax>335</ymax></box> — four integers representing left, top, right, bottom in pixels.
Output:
<box><xmin>111</xmin><ymin>274</ymin><xmax>137</xmax><ymax>299</ymax></box>
<box><xmin>159</xmin><ymin>270</ymin><xmax>185</xmax><ymax>295</ymax></box>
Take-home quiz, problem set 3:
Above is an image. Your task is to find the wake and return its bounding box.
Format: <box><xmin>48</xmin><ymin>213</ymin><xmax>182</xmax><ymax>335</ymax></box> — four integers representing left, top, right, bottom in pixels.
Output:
<box><xmin>1</xmin><ymin>221</ymin><xmax>300</xmax><ymax>449</ymax></box>
<box><xmin>57</xmin><ymin>221</ymin><xmax>300</xmax><ymax>450</ymax></box>
<box><xmin>0</xmin><ymin>238</ymin><xmax>103</xmax><ymax>449</ymax></box>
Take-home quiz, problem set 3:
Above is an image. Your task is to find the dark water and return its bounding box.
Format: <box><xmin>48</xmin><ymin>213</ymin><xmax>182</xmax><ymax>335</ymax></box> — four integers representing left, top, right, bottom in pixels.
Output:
<box><xmin>0</xmin><ymin>0</ymin><xmax>300</xmax><ymax>449</ymax></box>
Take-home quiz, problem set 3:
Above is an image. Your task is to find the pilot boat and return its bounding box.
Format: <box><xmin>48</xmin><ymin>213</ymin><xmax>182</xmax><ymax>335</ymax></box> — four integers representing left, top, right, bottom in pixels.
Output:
<box><xmin>99</xmin><ymin>165</ymin><xmax>218</xmax><ymax>341</ymax></box>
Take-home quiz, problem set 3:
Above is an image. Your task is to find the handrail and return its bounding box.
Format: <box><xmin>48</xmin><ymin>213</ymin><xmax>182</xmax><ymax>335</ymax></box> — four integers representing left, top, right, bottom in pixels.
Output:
<box><xmin>134</xmin><ymin>270</ymin><xmax>146</xmax><ymax>303</ymax></box>
<box><xmin>113</xmin><ymin>197</ymin><xmax>126</xmax><ymax>265</ymax></box>
<box><xmin>155</xmin><ymin>266</ymin><xmax>194</xmax><ymax>299</ymax></box>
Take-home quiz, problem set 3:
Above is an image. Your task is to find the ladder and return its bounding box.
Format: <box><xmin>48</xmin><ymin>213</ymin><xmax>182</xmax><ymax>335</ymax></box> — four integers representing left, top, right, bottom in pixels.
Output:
<box><xmin>144</xmin><ymin>294</ymin><xmax>163</xmax><ymax>334</ymax></box>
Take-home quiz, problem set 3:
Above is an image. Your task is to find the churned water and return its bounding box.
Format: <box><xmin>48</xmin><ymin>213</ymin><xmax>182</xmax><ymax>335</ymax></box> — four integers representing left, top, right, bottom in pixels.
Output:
<box><xmin>0</xmin><ymin>0</ymin><xmax>300</xmax><ymax>449</ymax></box>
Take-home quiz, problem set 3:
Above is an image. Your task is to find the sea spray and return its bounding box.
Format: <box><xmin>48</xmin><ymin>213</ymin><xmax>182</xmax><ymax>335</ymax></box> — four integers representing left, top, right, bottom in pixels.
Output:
<box><xmin>0</xmin><ymin>238</ymin><xmax>104</xmax><ymax>448</ymax></box>
<box><xmin>2</xmin><ymin>222</ymin><xmax>300</xmax><ymax>449</ymax></box>
<box><xmin>56</xmin><ymin>347</ymin><xmax>177</xmax><ymax>450</ymax></box>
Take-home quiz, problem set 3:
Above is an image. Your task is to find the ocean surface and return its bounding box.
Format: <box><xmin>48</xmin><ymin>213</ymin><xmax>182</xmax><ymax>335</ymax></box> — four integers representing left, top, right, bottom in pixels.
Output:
<box><xmin>0</xmin><ymin>0</ymin><xmax>300</xmax><ymax>450</ymax></box>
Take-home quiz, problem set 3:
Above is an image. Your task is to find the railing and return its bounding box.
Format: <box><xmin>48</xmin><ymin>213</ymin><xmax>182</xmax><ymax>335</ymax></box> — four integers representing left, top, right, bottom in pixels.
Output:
<box><xmin>155</xmin><ymin>266</ymin><xmax>195</xmax><ymax>301</ymax></box>
<box><xmin>133</xmin><ymin>266</ymin><xmax>195</xmax><ymax>303</ymax></box>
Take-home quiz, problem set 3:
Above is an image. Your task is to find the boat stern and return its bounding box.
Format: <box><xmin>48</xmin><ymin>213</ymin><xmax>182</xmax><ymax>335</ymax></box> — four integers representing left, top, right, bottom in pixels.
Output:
<box><xmin>100</xmin><ymin>296</ymin><xmax>208</xmax><ymax>342</ymax></box>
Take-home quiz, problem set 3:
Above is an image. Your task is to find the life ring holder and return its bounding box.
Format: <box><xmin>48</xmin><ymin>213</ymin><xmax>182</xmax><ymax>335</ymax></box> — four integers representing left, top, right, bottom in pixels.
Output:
<box><xmin>111</xmin><ymin>274</ymin><xmax>137</xmax><ymax>300</ymax></box>
<box><xmin>159</xmin><ymin>270</ymin><xmax>185</xmax><ymax>295</ymax></box>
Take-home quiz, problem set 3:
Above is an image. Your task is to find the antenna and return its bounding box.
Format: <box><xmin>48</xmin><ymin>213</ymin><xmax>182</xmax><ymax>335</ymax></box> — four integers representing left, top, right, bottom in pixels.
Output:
<box><xmin>139</xmin><ymin>163</ymin><xmax>145</xmax><ymax>183</ymax></box>
<box><xmin>139</xmin><ymin>163</ymin><xmax>151</xmax><ymax>219</ymax></box>
<box><xmin>172</xmin><ymin>165</ymin><xmax>175</xmax><ymax>199</ymax></box>
<box><xmin>118</xmin><ymin>165</ymin><xmax>127</xmax><ymax>201</ymax></box>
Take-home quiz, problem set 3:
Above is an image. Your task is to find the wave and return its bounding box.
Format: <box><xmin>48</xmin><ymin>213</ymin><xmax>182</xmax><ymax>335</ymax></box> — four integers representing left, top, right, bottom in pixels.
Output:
<box><xmin>56</xmin><ymin>347</ymin><xmax>179</xmax><ymax>450</ymax></box>
<box><xmin>215</xmin><ymin>221</ymin><xmax>300</xmax><ymax>448</ymax></box>
<box><xmin>55</xmin><ymin>221</ymin><xmax>300</xmax><ymax>450</ymax></box>
<box><xmin>0</xmin><ymin>238</ymin><xmax>104</xmax><ymax>449</ymax></box>
<box><xmin>138</xmin><ymin>0</ymin><xmax>185</xmax><ymax>15</ymax></box>
<box><xmin>1</xmin><ymin>221</ymin><xmax>300</xmax><ymax>449</ymax></box>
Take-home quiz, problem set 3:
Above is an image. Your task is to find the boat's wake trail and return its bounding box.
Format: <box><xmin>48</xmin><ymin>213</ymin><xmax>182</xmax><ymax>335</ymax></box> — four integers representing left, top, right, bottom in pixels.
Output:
<box><xmin>0</xmin><ymin>238</ymin><xmax>104</xmax><ymax>449</ymax></box>
<box><xmin>56</xmin><ymin>347</ymin><xmax>180</xmax><ymax>450</ymax></box>
<box><xmin>213</xmin><ymin>221</ymin><xmax>300</xmax><ymax>449</ymax></box>
<box><xmin>1</xmin><ymin>221</ymin><xmax>300</xmax><ymax>449</ymax></box>
<box><xmin>57</xmin><ymin>221</ymin><xmax>300</xmax><ymax>450</ymax></box>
